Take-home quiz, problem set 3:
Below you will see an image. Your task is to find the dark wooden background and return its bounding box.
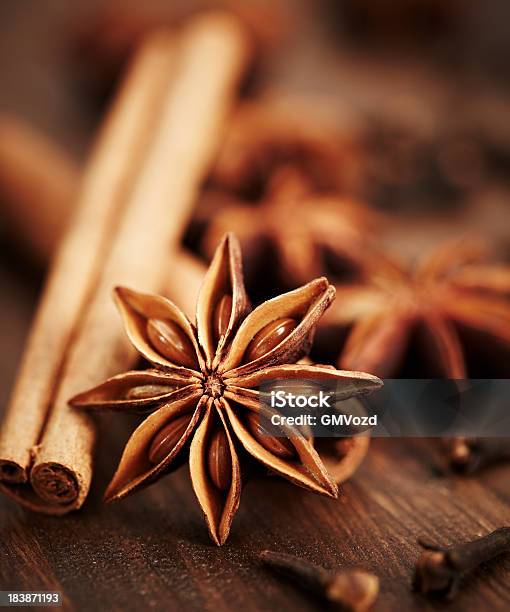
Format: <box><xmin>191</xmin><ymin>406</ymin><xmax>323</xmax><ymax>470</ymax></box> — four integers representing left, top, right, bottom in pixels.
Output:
<box><xmin>1</xmin><ymin>2</ymin><xmax>510</xmax><ymax>611</ymax></box>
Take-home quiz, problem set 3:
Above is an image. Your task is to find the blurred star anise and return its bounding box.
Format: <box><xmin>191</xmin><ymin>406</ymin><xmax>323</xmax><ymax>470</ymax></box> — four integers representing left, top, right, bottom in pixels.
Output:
<box><xmin>212</xmin><ymin>97</ymin><xmax>361</xmax><ymax>197</ymax></box>
<box><xmin>322</xmin><ymin>239</ymin><xmax>510</xmax><ymax>378</ymax></box>
<box><xmin>202</xmin><ymin>167</ymin><xmax>382</xmax><ymax>288</ymax></box>
<box><xmin>71</xmin><ymin>234</ymin><xmax>381</xmax><ymax>545</ymax></box>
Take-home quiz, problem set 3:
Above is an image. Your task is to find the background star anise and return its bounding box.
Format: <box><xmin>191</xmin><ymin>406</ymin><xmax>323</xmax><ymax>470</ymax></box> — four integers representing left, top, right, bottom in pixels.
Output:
<box><xmin>202</xmin><ymin>166</ymin><xmax>382</xmax><ymax>289</ymax></box>
<box><xmin>71</xmin><ymin>234</ymin><xmax>381</xmax><ymax>545</ymax></box>
<box><xmin>211</xmin><ymin>96</ymin><xmax>361</xmax><ymax>197</ymax></box>
<box><xmin>319</xmin><ymin>239</ymin><xmax>510</xmax><ymax>378</ymax></box>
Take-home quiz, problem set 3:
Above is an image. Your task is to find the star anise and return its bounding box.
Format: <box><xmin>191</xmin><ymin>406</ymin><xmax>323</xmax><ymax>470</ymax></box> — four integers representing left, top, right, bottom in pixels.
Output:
<box><xmin>322</xmin><ymin>239</ymin><xmax>510</xmax><ymax>473</ymax></box>
<box><xmin>211</xmin><ymin>96</ymin><xmax>361</xmax><ymax>197</ymax></box>
<box><xmin>321</xmin><ymin>239</ymin><xmax>510</xmax><ymax>378</ymax></box>
<box><xmin>189</xmin><ymin>97</ymin><xmax>375</xmax><ymax>292</ymax></box>
<box><xmin>201</xmin><ymin>166</ymin><xmax>382</xmax><ymax>289</ymax></box>
<box><xmin>70</xmin><ymin>234</ymin><xmax>381</xmax><ymax>545</ymax></box>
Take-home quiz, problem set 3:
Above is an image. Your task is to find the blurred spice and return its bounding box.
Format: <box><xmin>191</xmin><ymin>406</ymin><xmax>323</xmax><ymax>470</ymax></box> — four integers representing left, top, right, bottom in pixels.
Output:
<box><xmin>321</xmin><ymin>239</ymin><xmax>510</xmax><ymax>379</ymax></box>
<box><xmin>359</xmin><ymin>120</ymin><xmax>484</xmax><ymax>212</ymax></box>
<box><xmin>334</xmin><ymin>0</ymin><xmax>462</xmax><ymax>46</ymax></box>
<box><xmin>0</xmin><ymin>115</ymin><xmax>79</xmax><ymax>264</ymax></box>
<box><xmin>70</xmin><ymin>0</ymin><xmax>289</xmax><ymax>98</ymax></box>
<box><xmin>192</xmin><ymin>94</ymin><xmax>374</xmax><ymax>298</ymax></box>
<box><xmin>414</xmin><ymin>528</ymin><xmax>510</xmax><ymax>600</ymax></box>
<box><xmin>211</xmin><ymin>96</ymin><xmax>361</xmax><ymax>198</ymax></box>
<box><xmin>202</xmin><ymin>165</ymin><xmax>381</xmax><ymax>290</ymax></box>
<box><xmin>449</xmin><ymin>437</ymin><xmax>510</xmax><ymax>474</ymax></box>
<box><xmin>261</xmin><ymin>550</ymin><xmax>379</xmax><ymax>610</ymax></box>
<box><xmin>321</xmin><ymin>238</ymin><xmax>510</xmax><ymax>474</ymax></box>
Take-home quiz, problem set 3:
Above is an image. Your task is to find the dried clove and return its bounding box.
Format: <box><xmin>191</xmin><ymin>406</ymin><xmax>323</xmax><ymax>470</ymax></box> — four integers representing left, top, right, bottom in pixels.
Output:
<box><xmin>414</xmin><ymin>527</ymin><xmax>510</xmax><ymax>600</ymax></box>
<box><xmin>260</xmin><ymin>550</ymin><xmax>379</xmax><ymax>610</ymax></box>
<box><xmin>449</xmin><ymin>437</ymin><xmax>510</xmax><ymax>474</ymax></box>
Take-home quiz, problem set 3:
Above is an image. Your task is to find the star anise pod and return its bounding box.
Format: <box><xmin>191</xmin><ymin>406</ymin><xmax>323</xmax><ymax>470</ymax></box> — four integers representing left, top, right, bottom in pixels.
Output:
<box><xmin>211</xmin><ymin>96</ymin><xmax>361</xmax><ymax>197</ymax></box>
<box><xmin>70</xmin><ymin>234</ymin><xmax>381</xmax><ymax>545</ymax></box>
<box><xmin>202</xmin><ymin>166</ymin><xmax>382</xmax><ymax>288</ymax></box>
<box><xmin>321</xmin><ymin>239</ymin><xmax>510</xmax><ymax>378</ymax></box>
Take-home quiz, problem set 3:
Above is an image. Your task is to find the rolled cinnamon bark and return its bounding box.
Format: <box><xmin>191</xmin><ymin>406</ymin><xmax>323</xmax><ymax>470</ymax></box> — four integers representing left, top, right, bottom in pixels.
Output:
<box><xmin>0</xmin><ymin>118</ymin><xmax>206</xmax><ymax>319</ymax></box>
<box><xmin>0</xmin><ymin>31</ymin><xmax>178</xmax><ymax>512</ymax></box>
<box><xmin>0</xmin><ymin>117</ymin><xmax>79</xmax><ymax>263</ymax></box>
<box><xmin>0</xmin><ymin>12</ymin><xmax>248</xmax><ymax>513</ymax></box>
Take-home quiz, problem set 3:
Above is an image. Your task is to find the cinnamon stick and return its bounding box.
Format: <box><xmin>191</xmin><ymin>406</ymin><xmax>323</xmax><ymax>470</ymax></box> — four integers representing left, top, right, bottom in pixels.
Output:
<box><xmin>0</xmin><ymin>31</ymin><xmax>177</xmax><ymax>512</ymax></box>
<box><xmin>0</xmin><ymin>12</ymin><xmax>248</xmax><ymax>513</ymax></box>
<box><xmin>34</xmin><ymin>13</ymin><xmax>247</xmax><ymax>510</ymax></box>
<box><xmin>0</xmin><ymin>117</ymin><xmax>206</xmax><ymax>319</ymax></box>
<box><xmin>0</xmin><ymin>114</ymin><xmax>208</xmax><ymax>337</ymax></box>
<box><xmin>0</xmin><ymin>116</ymin><xmax>79</xmax><ymax>263</ymax></box>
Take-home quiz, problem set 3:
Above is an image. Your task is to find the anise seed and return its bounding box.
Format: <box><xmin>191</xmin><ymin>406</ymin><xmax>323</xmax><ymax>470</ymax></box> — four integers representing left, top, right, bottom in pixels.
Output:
<box><xmin>148</xmin><ymin>414</ymin><xmax>191</xmax><ymax>464</ymax></box>
<box><xmin>244</xmin><ymin>317</ymin><xmax>297</xmax><ymax>363</ymax></box>
<box><xmin>125</xmin><ymin>384</ymin><xmax>175</xmax><ymax>400</ymax></box>
<box><xmin>207</xmin><ymin>428</ymin><xmax>232</xmax><ymax>491</ymax></box>
<box><xmin>147</xmin><ymin>318</ymin><xmax>198</xmax><ymax>369</ymax></box>
<box><xmin>213</xmin><ymin>294</ymin><xmax>232</xmax><ymax>343</ymax></box>
<box><xmin>246</xmin><ymin>412</ymin><xmax>295</xmax><ymax>459</ymax></box>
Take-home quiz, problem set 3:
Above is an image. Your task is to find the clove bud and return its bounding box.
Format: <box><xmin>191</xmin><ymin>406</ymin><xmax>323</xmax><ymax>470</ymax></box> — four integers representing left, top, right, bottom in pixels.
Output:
<box><xmin>260</xmin><ymin>550</ymin><xmax>379</xmax><ymax>611</ymax></box>
<box><xmin>449</xmin><ymin>437</ymin><xmax>510</xmax><ymax>474</ymax></box>
<box><xmin>414</xmin><ymin>527</ymin><xmax>510</xmax><ymax>600</ymax></box>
